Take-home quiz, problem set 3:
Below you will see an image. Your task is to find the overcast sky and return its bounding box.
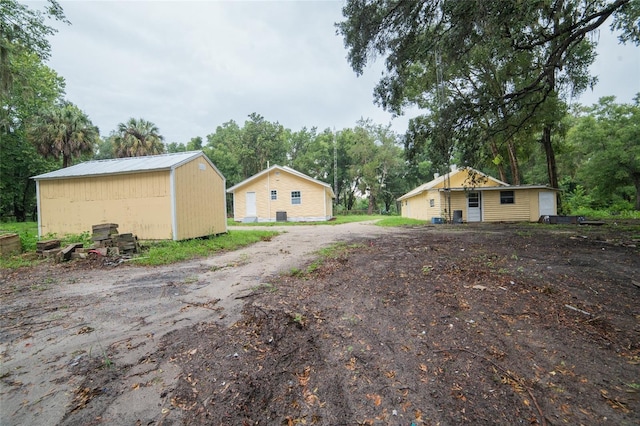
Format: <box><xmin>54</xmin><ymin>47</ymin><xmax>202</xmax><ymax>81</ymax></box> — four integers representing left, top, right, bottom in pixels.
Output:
<box><xmin>44</xmin><ymin>1</ymin><xmax>640</xmax><ymax>144</ymax></box>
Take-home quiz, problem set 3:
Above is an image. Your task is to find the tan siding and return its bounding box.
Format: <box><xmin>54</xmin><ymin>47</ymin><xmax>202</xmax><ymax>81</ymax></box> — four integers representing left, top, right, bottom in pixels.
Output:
<box><xmin>174</xmin><ymin>159</ymin><xmax>226</xmax><ymax>240</ymax></box>
<box><xmin>482</xmin><ymin>190</ymin><xmax>531</xmax><ymax>222</ymax></box>
<box><xmin>39</xmin><ymin>171</ymin><xmax>173</xmax><ymax>239</ymax></box>
<box><xmin>432</xmin><ymin>170</ymin><xmax>503</xmax><ymax>189</ymax></box>
<box><xmin>324</xmin><ymin>188</ymin><xmax>333</xmax><ymax>218</ymax></box>
<box><xmin>401</xmin><ymin>192</ymin><xmax>431</xmax><ymax>220</ymax></box>
<box><xmin>444</xmin><ymin>192</ymin><xmax>468</xmax><ymax>220</ymax></box>
<box><xmin>233</xmin><ymin>169</ymin><xmax>331</xmax><ymax>221</ymax></box>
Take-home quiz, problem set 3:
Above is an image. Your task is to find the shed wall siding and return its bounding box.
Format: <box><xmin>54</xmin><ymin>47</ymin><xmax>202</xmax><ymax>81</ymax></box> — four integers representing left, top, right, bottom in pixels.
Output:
<box><xmin>401</xmin><ymin>193</ymin><xmax>430</xmax><ymax>220</ymax></box>
<box><xmin>174</xmin><ymin>159</ymin><xmax>226</xmax><ymax>239</ymax></box>
<box><xmin>324</xmin><ymin>189</ymin><xmax>334</xmax><ymax>218</ymax></box>
<box><xmin>433</xmin><ymin>171</ymin><xmax>502</xmax><ymax>189</ymax></box>
<box><xmin>444</xmin><ymin>192</ymin><xmax>468</xmax><ymax>221</ymax></box>
<box><xmin>482</xmin><ymin>190</ymin><xmax>532</xmax><ymax>222</ymax></box>
<box><xmin>233</xmin><ymin>170</ymin><xmax>331</xmax><ymax>221</ymax></box>
<box><xmin>38</xmin><ymin>171</ymin><xmax>173</xmax><ymax>239</ymax></box>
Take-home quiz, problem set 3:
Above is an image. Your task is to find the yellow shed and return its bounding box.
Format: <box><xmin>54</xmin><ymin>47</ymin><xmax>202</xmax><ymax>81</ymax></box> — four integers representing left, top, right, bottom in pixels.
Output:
<box><xmin>32</xmin><ymin>151</ymin><xmax>227</xmax><ymax>240</ymax></box>
<box><xmin>398</xmin><ymin>166</ymin><xmax>558</xmax><ymax>223</ymax></box>
<box><xmin>227</xmin><ymin>165</ymin><xmax>334</xmax><ymax>222</ymax></box>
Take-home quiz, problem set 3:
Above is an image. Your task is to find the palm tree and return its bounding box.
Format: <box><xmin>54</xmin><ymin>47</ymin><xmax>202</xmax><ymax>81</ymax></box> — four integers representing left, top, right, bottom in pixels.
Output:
<box><xmin>113</xmin><ymin>118</ymin><xmax>165</xmax><ymax>157</ymax></box>
<box><xmin>28</xmin><ymin>101</ymin><xmax>99</xmax><ymax>168</ymax></box>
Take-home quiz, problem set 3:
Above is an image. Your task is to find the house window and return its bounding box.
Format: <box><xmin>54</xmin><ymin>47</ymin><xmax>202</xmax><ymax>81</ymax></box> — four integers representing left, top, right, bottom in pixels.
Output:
<box><xmin>270</xmin><ymin>190</ymin><xmax>277</xmax><ymax>200</ymax></box>
<box><xmin>468</xmin><ymin>192</ymin><xmax>479</xmax><ymax>207</ymax></box>
<box><xmin>500</xmin><ymin>191</ymin><xmax>515</xmax><ymax>204</ymax></box>
<box><xmin>429</xmin><ymin>198</ymin><xmax>435</xmax><ymax>207</ymax></box>
<box><xmin>291</xmin><ymin>191</ymin><xmax>301</xmax><ymax>205</ymax></box>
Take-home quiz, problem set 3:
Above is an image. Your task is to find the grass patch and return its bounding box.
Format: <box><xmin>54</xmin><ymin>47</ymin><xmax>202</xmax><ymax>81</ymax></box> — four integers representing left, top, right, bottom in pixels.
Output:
<box><xmin>316</xmin><ymin>242</ymin><xmax>364</xmax><ymax>259</ymax></box>
<box><xmin>134</xmin><ymin>230</ymin><xmax>279</xmax><ymax>266</ymax></box>
<box><xmin>375</xmin><ymin>217</ymin><xmax>429</xmax><ymax>227</ymax></box>
<box><xmin>227</xmin><ymin>215</ymin><xmax>386</xmax><ymax>227</ymax></box>
<box><xmin>0</xmin><ymin>222</ymin><xmax>279</xmax><ymax>268</ymax></box>
<box><xmin>252</xmin><ymin>283</ymin><xmax>278</xmax><ymax>293</ymax></box>
<box><xmin>0</xmin><ymin>254</ymin><xmax>42</xmax><ymax>269</ymax></box>
<box><xmin>0</xmin><ymin>221</ymin><xmax>39</xmax><ymax>252</ymax></box>
<box><xmin>568</xmin><ymin>208</ymin><xmax>640</xmax><ymax>220</ymax></box>
<box><xmin>0</xmin><ymin>222</ymin><xmax>93</xmax><ymax>269</ymax></box>
<box><xmin>291</xmin><ymin>242</ymin><xmax>365</xmax><ymax>277</ymax></box>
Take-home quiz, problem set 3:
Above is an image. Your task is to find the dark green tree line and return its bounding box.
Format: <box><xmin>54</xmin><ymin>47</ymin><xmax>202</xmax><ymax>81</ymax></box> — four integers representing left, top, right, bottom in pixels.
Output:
<box><xmin>1</xmin><ymin>0</ymin><xmax>68</xmax><ymax>220</ymax></box>
<box><xmin>336</xmin><ymin>0</ymin><xmax>640</xmax><ymax>191</ymax></box>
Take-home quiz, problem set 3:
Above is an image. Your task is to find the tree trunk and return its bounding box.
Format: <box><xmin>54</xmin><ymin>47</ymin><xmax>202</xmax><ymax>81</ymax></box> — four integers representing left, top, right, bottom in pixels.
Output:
<box><xmin>541</xmin><ymin>123</ymin><xmax>561</xmax><ymax>212</ymax></box>
<box><xmin>367</xmin><ymin>194</ymin><xmax>375</xmax><ymax>215</ymax></box>
<box><xmin>13</xmin><ymin>197</ymin><xmax>26</xmax><ymax>222</ymax></box>
<box><xmin>634</xmin><ymin>173</ymin><xmax>640</xmax><ymax>211</ymax></box>
<box><xmin>507</xmin><ymin>140</ymin><xmax>520</xmax><ymax>185</ymax></box>
<box><xmin>541</xmin><ymin>125</ymin><xmax>558</xmax><ymax>189</ymax></box>
<box><xmin>488</xmin><ymin>141</ymin><xmax>507</xmax><ymax>182</ymax></box>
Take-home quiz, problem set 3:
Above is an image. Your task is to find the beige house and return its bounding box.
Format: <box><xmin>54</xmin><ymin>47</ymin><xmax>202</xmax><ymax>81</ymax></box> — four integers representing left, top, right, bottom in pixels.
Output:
<box><xmin>227</xmin><ymin>165</ymin><xmax>334</xmax><ymax>222</ymax></box>
<box><xmin>398</xmin><ymin>166</ymin><xmax>558</xmax><ymax>223</ymax></box>
<box><xmin>32</xmin><ymin>151</ymin><xmax>227</xmax><ymax>240</ymax></box>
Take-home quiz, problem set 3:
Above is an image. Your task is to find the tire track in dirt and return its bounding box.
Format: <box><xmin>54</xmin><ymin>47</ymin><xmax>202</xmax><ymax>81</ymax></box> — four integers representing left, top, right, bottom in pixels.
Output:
<box><xmin>0</xmin><ymin>222</ymin><xmax>394</xmax><ymax>426</ymax></box>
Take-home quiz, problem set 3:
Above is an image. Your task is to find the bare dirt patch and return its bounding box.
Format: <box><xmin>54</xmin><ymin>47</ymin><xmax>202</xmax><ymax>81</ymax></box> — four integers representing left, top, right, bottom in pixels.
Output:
<box><xmin>0</xmin><ymin>222</ymin><xmax>391</xmax><ymax>425</ymax></box>
<box><xmin>1</xmin><ymin>221</ymin><xmax>639</xmax><ymax>425</ymax></box>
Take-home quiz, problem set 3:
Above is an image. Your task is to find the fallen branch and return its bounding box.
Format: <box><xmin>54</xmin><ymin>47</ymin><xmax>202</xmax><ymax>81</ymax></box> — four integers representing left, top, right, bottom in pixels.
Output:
<box><xmin>435</xmin><ymin>347</ymin><xmax>547</xmax><ymax>426</ymax></box>
<box><xmin>564</xmin><ymin>304</ymin><xmax>591</xmax><ymax>316</ymax></box>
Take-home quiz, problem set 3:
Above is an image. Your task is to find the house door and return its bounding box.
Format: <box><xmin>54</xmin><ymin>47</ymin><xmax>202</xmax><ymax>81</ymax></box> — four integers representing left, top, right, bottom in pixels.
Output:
<box><xmin>246</xmin><ymin>192</ymin><xmax>257</xmax><ymax>217</ymax></box>
<box><xmin>467</xmin><ymin>192</ymin><xmax>481</xmax><ymax>222</ymax></box>
<box><xmin>539</xmin><ymin>191</ymin><xmax>555</xmax><ymax>216</ymax></box>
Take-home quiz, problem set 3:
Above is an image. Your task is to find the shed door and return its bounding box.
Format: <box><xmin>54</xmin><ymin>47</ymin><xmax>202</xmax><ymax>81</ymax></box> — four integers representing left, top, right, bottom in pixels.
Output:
<box><xmin>467</xmin><ymin>192</ymin><xmax>481</xmax><ymax>222</ymax></box>
<box><xmin>246</xmin><ymin>192</ymin><xmax>257</xmax><ymax>217</ymax></box>
<box><xmin>539</xmin><ymin>191</ymin><xmax>555</xmax><ymax>216</ymax></box>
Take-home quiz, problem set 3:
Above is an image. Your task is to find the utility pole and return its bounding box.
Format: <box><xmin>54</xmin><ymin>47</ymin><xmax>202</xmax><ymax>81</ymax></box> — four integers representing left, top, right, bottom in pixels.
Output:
<box><xmin>435</xmin><ymin>52</ymin><xmax>452</xmax><ymax>223</ymax></box>
<box><xmin>333</xmin><ymin>127</ymin><xmax>338</xmax><ymax>205</ymax></box>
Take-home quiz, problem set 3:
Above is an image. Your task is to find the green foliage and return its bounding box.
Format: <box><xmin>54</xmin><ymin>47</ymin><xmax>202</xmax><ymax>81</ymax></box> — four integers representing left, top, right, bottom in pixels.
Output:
<box><xmin>0</xmin><ymin>131</ymin><xmax>58</xmax><ymax>221</ymax></box>
<box><xmin>205</xmin><ymin>120</ymin><xmax>244</xmax><ymax>187</ymax></box>
<box><xmin>28</xmin><ymin>101</ymin><xmax>99</xmax><ymax>168</ymax></box>
<box><xmin>134</xmin><ymin>230</ymin><xmax>279</xmax><ymax>266</ymax></box>
<box><xmin>563</xmin><ymin>184</ymin><xmax>593</xmax><ymax>213</ymax></box>
<box><xmin>94</xmin><ymin>135</ymin><xmax>115</xmax><ymax>159</ymax></box>
<box><xmin>113</xmin><ymin>118</ymin><xmax>165</xmax><ymax>157</ymax></box>
<box><xmin>0</xmin><ymin>49</ymin><xmax>65</xmax><ymax>221</ymax></box>
<box><xmin>567</xmin><ymin>96</ymin><xmax>640</xmax><ymax>210</ymax></box>
<box><xmin>57</xmin><ymin>231</ymin><xmax>92</xmax><ymax>247</ymax></box>
<box><xmin>240</xmin><ymin>113</ymin><xmax>288</xmax><ymax>178</ymax></box>
<box><xmin>0</xmin><ymin>221</ymin><xmax>38</xmax><ymax>251</ymax></box>
<box><xmin>375</xmin><ymin>217</ymin><xmax>427</xmax><ymax>227</ymax></box>
<box><xmin>337</xmin><ymin>0</ymin><xmax>639</xmax><ymax>190</ymax></box>
<box><xmin>567</xmin><ymin>208</ymin><xmax>640</xmax><ymax>220</ymax></box>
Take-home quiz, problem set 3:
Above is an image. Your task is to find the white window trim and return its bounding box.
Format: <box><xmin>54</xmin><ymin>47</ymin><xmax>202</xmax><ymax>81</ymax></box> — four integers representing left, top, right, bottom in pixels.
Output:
<box><xmin>291</xmin><ymin>190</ymin><xmax>301</xmax><ymax>205</ymax></box>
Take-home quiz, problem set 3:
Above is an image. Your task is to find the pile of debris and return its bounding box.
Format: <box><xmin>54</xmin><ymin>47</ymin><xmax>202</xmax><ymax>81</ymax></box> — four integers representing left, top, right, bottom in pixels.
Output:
<box><xmin>38</xmin><ymin>223</ymin><xmax>139</xmax><ymax>262</ymax></box>
<box><xmin>90</xmin><ymin>223</ymin><xmax>140</xmax><ymax>256</ymax></box>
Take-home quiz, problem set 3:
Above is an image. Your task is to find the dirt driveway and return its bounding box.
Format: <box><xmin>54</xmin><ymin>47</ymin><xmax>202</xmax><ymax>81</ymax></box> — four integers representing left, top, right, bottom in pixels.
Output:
<box><xmin>0</xmin><ymin>221</ymin><xmax>394</xmax><ymax>426</ymax></box>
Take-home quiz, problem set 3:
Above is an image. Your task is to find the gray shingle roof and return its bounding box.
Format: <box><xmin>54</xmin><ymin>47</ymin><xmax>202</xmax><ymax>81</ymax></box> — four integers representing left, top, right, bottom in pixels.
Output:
<box><xmin>32</xmin><ymin>151</ymin><xmax>209</xmax><ymax>180</ymax></box>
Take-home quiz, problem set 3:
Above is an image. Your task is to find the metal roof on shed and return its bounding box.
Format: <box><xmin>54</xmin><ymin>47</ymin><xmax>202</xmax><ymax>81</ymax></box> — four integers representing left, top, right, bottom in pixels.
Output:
<box><xmin>32</xmin><ymin>151</ymin><xmax>211</xmax><ymax>180</ymax></box>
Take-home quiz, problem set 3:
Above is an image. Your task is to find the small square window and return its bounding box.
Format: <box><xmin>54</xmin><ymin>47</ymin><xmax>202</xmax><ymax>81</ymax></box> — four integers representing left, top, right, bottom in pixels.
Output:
<box><xmin>500</xmin><ymin>191</ymin><xmax>515</xmax><ymax>204</ymax></box>
<box><xmin>270</xmin><ymin>190</ymin><xmax>277</xmax><ymax>200</ymax></box>
<box><xmin>291</xmin><ymin>191</ymin><xmax>301</xmax><ymax>205</ymax></box>
<box><xmin>429</xmin><ymin>198</ymin><xmax>435</xmax><ymax>207</ymax></box>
